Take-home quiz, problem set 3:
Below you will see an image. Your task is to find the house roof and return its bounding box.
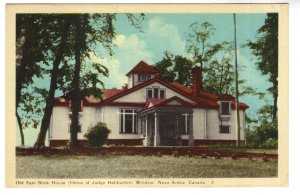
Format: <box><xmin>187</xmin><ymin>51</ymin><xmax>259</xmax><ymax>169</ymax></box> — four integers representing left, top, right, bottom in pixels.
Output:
<box><xmin>100</xmin><ymin>77</ymin><xmax>217</xmax><ymax>108</ymax></box>
<box><xmin>125</xmin><ymin>60</ymin><xmax>159</xmax><ymax>76</ymax></box>
<box><xmin>54</xmin><ymin>60</ymin><xmax>249</xmax><ymax>110</ymax></box>
<box><xmin>144</xmin><ymin>96</ymin><xmax>194</xmax><ymax>110</ymax></box>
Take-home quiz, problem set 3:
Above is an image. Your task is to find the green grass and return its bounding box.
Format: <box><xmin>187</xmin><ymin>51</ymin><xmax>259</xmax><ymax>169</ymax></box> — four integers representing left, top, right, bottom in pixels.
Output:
<box><xmin>16</xmin><ymin>155</ymin><xmax>277</xmax><ymax>178</ymax></box>
<box><xmin>207</xmin><ymin>147</ymin><xmax>278</xmax><ymax>154</ymax></box>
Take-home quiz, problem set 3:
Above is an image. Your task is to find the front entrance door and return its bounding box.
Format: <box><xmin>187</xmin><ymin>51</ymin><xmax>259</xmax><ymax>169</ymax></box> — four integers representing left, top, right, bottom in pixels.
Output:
<box><xmin>160</xmin><ymin>115</ymin><xmax>179</xmax><ymax>146</ymax></box>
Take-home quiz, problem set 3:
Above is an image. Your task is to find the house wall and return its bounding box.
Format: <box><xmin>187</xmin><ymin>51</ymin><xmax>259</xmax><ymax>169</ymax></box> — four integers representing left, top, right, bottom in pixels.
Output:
<box><xmin>192</xmin><ymin>108</ymin><xmax>205</xmax><ymax>139</ymax></box>
<box><xmin>114</xmin><ymin>82</ymin><xmax>196</xmax><ymax>104</ymax></box>
<box><xmin>50</xmin><ymin>105</ymin><xmax>145</xmax><ymax>141</ymax></box>
<box><xmin>128</xmin><ymin>75</ymin><xmax>133</xmax><ymax>88</ymax></box>
<box><xmin>50</xmin><ymin>106</ymin><xmax>100</xmax><ymax>140</ymax></box>
<box><xmin>205</xmin><ymin>109</ymin><xmax>245</xmax><ymax>140</ymax></box>
<box><xmin>50</xmin><ymin>106</ymin><xmax>69</xmax><ymax>140</ymax></box>
<box><xmin>131</xmin><ymin>74</ymin><xmax>155</xmax><ymax>87</ymax></box>
<box><xmin>101</xmin><ymin>106</ymin><xmax>143</xmax><ymax>139</ymax></box>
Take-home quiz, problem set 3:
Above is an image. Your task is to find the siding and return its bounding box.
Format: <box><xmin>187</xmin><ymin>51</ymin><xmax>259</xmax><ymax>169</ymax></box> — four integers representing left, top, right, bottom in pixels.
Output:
<box><xmin>114</xmin><ymin>82</ymin><xmax>196</xmax><ymax>104</ymax></box>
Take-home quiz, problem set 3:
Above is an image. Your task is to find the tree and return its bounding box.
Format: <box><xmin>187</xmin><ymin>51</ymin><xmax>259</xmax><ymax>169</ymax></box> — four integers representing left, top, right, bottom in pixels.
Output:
<box><xmin>154</xmin><ymin>51</ymin><xmax>176</xmax><ymax>82</ymax></box>
<box><xmin>30</xmin><ymin>14</ymin><xmax>145</xmax><ymax>148</ymax></box>
<box><xmin>16</xmin><ymin>14</ymin><xmax>56</xmax><ymax>146</ymax></box>
<box><xmin>69</xmin><ymin>15</ymin><xmax>84</xmax><ymax>148</ymax></box>
<box><xmin>173</xmin><ymin>55</ymin><xmax>194</xmax><ymax>87</ymax></box>
<box><xmin>245</xmin><ymin>13</ymin><xmax>278</xmax><ymax>120</ymax></box>
<box><xmin>154</xmin><ymin>52</ymin><xmax>193</xmax><ymax>86</ymax></box>
<box><xmin>185</xmin><ymin>21</ymin><xmax>223</xmax><ymax>91</ymax></box>
<box><xmin>202</xmin><ymin>41</ymin><xmax>235</xmax><ymax>95</ymax></box>
<box><xmin>34</xmin><ymin>15</ymin><xmax>72</xmax><ymax>148</ymax></box>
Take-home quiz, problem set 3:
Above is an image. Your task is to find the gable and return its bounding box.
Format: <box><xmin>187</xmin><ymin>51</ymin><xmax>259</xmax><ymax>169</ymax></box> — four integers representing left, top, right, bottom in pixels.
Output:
<box><xmin>165</xmin><ymin>99</ymin><xmax>183</xmax><ymax>105</ymax></box>
<box><xmin>100</xmin><ymin>77</ymin><xmax>220</xmax><ymax>108</ymax></box>
<box><xmin>112</xmin><ymin>81</ymin><xmax>197</xmax><ymax>104</ymax></box>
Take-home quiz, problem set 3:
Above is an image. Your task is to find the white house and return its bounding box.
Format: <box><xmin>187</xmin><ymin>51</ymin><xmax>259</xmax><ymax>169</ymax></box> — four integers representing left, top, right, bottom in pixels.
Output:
<box><xmin>49</xmin><ymin>61</ymin><xmax>249</xmax><ymax>147</ymax></box>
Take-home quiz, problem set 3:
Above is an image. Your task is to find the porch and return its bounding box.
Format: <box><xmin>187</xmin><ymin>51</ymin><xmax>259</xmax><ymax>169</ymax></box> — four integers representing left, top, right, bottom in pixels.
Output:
<box><xmin>139</xmin><ymin>107</ymin><xmax>194</xmax><ymax>146</ymax></box>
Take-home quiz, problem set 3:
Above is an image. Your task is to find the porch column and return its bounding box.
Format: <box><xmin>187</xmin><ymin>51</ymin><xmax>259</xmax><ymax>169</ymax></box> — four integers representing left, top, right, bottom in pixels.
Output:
<box><xmin>154</xmin><ymin>112</ymin><xmax>160</xmax><ymax>146</ymax></box>
<box><xmin>144</xmin><ymin>115</ymin><xmax>150</xmax><ymax>146</ymax></box>
<box><xmin>176</xmin><ymin>116</ymin><xmax>182</xmax><ymax>146</ymax></box>
<box><xmin>188</xmin><ymin>114</ymin><xmax>194</xmax><ymax>146</ymax></box>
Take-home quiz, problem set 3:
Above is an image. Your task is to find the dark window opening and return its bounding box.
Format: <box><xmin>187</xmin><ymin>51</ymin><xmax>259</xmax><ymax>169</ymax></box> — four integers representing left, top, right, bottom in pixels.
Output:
<box><xmin>147</xmin><ymin>89</ymin><xmax>152</xmax><ymax>99</ymax></box>
<box><xmin>219</xmin><ymin>125</ymin><xmax>230</xmax><ymax>134</ymax></box>
<box><xmin>153</xmin><ymin>88</ymin><xmax>159</xmax><ymax>98</ymax></box>
<box><xmin>68</xmin><ymin>124</ymin><xmax>82</xmax><ymax>133</ymax></box>
<box><xmin>160</xmin><ymin>89</ymin><xmax>165</xmax><ymax>99</ymax></box>
<box><xmin>221</xmin><ymin>101</ymin><xmax>230</xmax><ymax>115</ymax></box>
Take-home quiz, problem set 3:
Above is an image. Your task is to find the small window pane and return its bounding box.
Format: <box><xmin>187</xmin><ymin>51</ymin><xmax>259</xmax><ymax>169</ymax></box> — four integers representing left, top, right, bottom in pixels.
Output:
<box><xmin>160</xmin><ymin>90</ymin><xmax>165</xmax><ymax>99</ymax></box>
<box><xmin>154</xmin><ymin>88</ymin><xmax>159</xmax><ymax>98</ymax></box>
<box><xmin>221</xmin><ymin>102</ymin><xmax>230</xmax><ymax>115</ymax></box>
<box><xmin>220</xmin><ymin>125</ymin><xmax>230</xmax><ymax>133</ymax></box>
<box><xmin>125</xmin><ymin>114</ymin><xmax>133</xmax><ymax>133</ymax></box>
<box><xmin>147</xmin><ymin>89</ymin><xmax>152</xmax><ymax>99</ymax></box>
<box><xmin>125</xmin><ymin>109</ymin><xmax>132</xmax><ymax>114</ymax></box>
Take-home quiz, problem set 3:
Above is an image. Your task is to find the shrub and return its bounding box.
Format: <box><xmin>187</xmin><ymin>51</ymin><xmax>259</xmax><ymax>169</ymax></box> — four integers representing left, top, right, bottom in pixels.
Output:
<box><xmin>84</xmin><ymin>122</ymin><xmax>111</xmax><ymax>148</ymax></box>
<box><xmin>261</xmin><ymin>138</ymin><xmax>278</xmax><ymax>149</ymax></box>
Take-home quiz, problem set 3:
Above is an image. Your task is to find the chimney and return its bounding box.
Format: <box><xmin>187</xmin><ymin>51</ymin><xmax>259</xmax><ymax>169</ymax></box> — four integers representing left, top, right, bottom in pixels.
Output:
<box><xmin>122</xmin><ymin>84</ymin><xmax>128</xmax><ymax>90</ymax></box>
<box><xmin>192</xmin><ymin>66</ymin><xmax>202</xmax><ymax>97</ymax></box>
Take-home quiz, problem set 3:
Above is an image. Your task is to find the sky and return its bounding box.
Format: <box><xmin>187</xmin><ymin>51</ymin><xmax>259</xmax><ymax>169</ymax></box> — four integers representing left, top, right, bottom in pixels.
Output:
<box><xmin>16</xmin><ymin>13</ymin><xmax>272</xmax><ymax>146</ymax></box>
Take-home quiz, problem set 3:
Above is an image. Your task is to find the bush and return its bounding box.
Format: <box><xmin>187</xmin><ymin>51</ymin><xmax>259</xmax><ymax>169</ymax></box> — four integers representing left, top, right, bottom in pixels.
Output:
<box><xmin>261</xmin><ymin>138</ymin><xmax>278</xmax><ymax>149</ymax></box>
<box><xmin>84</xmin><ymin>122</ymin><xmax>111</xmax><ymax>147</ymax></box>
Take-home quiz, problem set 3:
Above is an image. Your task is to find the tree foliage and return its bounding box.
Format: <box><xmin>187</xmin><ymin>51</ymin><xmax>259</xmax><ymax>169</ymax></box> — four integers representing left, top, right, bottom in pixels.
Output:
<box><xmin>185</xmin><ymin>21</ymin><xmax>223</xmax><ymax>71</ymax></box>
<box><xmin>154</xmin><ymin>51</ymin><xmax>176</xmax><ymax>82</ymax></box>
<box><xmin>245</xmin><ymin>13</ymin><xmax>278</xmax><ymax>120</ymax></box>
<box><xmin>16</xmin><ymin>14</ymin><xmax>63</xmax><ymax>146</ymax></box>
<box><xmin>16</xmin><ymin>14</ymin><xmax>145</xmax><ymax>148</ymax></box>
<box><xmin>154</xmin><ymin>52</ymin><xmax>194</xmax><ymax>87</ymax></box>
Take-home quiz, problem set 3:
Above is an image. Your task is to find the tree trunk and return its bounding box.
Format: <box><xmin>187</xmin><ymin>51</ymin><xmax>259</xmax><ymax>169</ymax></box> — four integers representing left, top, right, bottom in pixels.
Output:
<box><xmin>33</xmin><ymin>18</ymin><xmax>71</xmax><ymax>148</ymax></box>
<box><xmin>69</xmin><ymin>15</ymin><xmax>83</xmax><ymax>149</ymax></box>
<box><xmin>15</xmin><ymin>21</ymin><xmax>34</xmax><ymax>146</ymax></box>
<box><xmin>272</xmin><ymin>86</ymin><xmax>278</xmax><ymax>120</ymax></box>
<box><xmin>16</xmin><ymin>111</ymin><xmax>25</xmax><ymax>146</ymax></box>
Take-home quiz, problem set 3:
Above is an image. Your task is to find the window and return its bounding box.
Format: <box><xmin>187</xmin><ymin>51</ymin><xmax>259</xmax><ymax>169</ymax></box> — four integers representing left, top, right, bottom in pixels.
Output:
<box><xmin>138</xmin><ymin>74</ymin><xmax>151</xmax><ymax>82</ymax></box>
<box><xmin>219</xmin><ymin>125</ymin><xmax>230</xmax><ymax>134</ymax></box>
<box><xmin>147</xmin><ymin>89</ymin><xmax>153</xmax><ymax>99</ymax></box>
<box><xmin>120</xmin><ymin>109</ymin><xmax>137</xmax><ymax>134</ymax></box>
<box><xmin>146</xmin><ymin>87</ymin><xmax>166</xmax><ymax>99</ymax></box>
<box><xmin>153</xmin><ymin>88</ymin><xmax>159</xmax><ymax>98</ymax></box>
<box><xmin>160</xmin><ymin>89</ymin><xmax>165</xmax><ymax>99</ymax></box>
<box><xmin>68</xmin><ymin>123</ymin><xmax>82</xmax><ymax>133</ymax></box>
<box><xmin>220</xmin><ymin>101</ymin><xmax>230</xmax><ymax>115</ymax></box>
<box><xmin>180</xmin><ymin>114</ymin><xmax>190</xmax><ymax>135</ymax></box>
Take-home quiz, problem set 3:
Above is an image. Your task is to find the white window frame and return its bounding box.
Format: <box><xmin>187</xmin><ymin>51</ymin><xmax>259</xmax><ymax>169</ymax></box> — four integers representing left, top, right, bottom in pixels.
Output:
<box><xmin>119</xmin><ymin>109</ymin><xmax>138</xmax><ymax>134</ymax></box>
<box><xmin>219</xmin><ymin>101</ymin><xmax>231</xmax><ymax>115</ymax></box>
<box><xmin>138</xmin><ymin>74</ymin><xmax>151</xmax><ymax>82</ymax></box>
<box><xmin>146</xmin><ymin>86</ymin><xmax>166</xmax><ymax>99</ymax></box>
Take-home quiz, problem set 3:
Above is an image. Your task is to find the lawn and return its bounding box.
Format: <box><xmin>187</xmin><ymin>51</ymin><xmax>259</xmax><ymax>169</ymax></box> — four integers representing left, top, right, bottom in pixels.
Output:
<box><xmin>207</xmin><ymin>147</ymin><xmax>278</xmax><ymax>154</ymax></box>
<box><xmin>16</xmin><ymin>155</ymin><xmax>277</xmax><ymax>178</ymax></box>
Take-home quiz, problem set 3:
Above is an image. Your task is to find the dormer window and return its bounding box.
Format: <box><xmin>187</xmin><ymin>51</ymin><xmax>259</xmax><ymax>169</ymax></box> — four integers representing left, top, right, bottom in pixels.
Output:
<box><xmin>146</xmin><ymin>86</ymin><xmax>166</xmax><ymax>99</ymax></box>
<box><xmin>138</xmin><ymin>74</ymin><xmax>151</xmax><ymax>82</ymax></box>
<box><xmin>220</xmin><ymin>101</ymin><xmax>231</xmax><ymax>115</ymax></box>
